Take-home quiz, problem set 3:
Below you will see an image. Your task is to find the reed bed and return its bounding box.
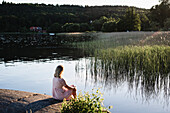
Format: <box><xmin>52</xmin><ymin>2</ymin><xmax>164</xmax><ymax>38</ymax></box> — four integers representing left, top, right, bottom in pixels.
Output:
<box><xmin>72</xmin><ymin>32</ymin><xmax>155</xmax><ymax>55</ymax></box>
<box><xmin>73</xmin><ymin>32</ymin><xmax>170</xmax><ymax>55</ymax></box>
<box><xmin>94</xmin><ymin>45</ymin><xmax>170</xmax><ymax>75</ymax></box>
<box><xmin>88</xmin><ymin>45</ymin><xmax>170</xmax><ymax>100</ymax></box>
<box><xmin>74</xmin><ymin>32</ymin><xmax>170</xmax><ymax>100</ymax></box>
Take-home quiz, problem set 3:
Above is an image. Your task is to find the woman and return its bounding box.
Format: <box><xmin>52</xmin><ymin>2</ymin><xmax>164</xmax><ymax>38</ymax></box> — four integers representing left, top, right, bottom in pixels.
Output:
<box><xmin>52</xmin><ymin>65</ymin><xmax>77</xmax><ymax>100</ymax></box>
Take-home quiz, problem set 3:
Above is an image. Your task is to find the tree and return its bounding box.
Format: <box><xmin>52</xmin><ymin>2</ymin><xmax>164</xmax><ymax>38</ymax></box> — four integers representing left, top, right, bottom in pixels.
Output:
<box><xmin>47</xmin><ymin>23</ymin><xmax>62</xmax><ymax>33</ymax></box>
<box><xmin>133</xmin><ymin>13</ymin><xmax>141</xmax><ymax>31</ymax></box>
<box><xmin>140</xmin><ymin>13</ymin><xmax>150</xmax><ymax>31</ymax></box>
<box><xmin>92</xmin><ymin>16</ymin><xmax>108</xmax><ymax>31</ymax></box>
<box><xmin>164</xmin><ymin>18</ymin><xmax>170</xmax><ymax>30</ymax></box>
<box><xmin>62</xmin><ymin>23</ymin><xmax>80</xmax><ymax>32</ymax></box>
<box><xmin>159</xmin><ymin>0</ymin><xmax>170</xmax><ymax>4</ymax></box>
<box><xmin>124</xmin><ymin>8</ymin><xmax>141</xmax><ymax>31</ymax></box>
<box><xmin>102</xmin><ymin>21</ymin><xmax>117</xmax><ymax>32</ymax></box>
<box><xmin>91</xmin><ymin>20</ymin><xmax>101</xmax><ymax>31</ymax></box>
<box><xmin>0</xmin><ymin>15</ymin><xmax>20</xmax><ymax>32</ymax></box>
<box><xmin>79</xmin><ymin>23</ymin><xmax>91</xmax><ymax>32</ymax></box>
<box><xmin>117</xmin><ymin>17</ymin><xmax>126</xmax><ymax>31</ymax></box>
<box><xmin>150</xmin><ymin>1</ymin><xmax>170</xmax><ymax>28</ymax></box>
<box><xmin>150</xmin><ymin>22</ymin><xmax>160</xmax><ymax>31</ymax></box>
<box><xmin>0</xmin><ymin>2</ymin><xmax>148</xmax><ymax>32</ymax></box>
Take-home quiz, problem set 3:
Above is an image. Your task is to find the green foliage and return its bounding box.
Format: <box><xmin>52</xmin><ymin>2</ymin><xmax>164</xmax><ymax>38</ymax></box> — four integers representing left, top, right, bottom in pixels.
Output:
<box><xmin>19</xmin><ymin>26</ymin><xmax>29</xmax><ymax>32</ymax></box>
<box><xmin>0</xmin><ymin>15</ymin><xmax>21</xmax><ymax>32</ymax></box>
<box><xmin>47</xmin><ymin>23</ymin><xmax>62</xmax><ymax>33</ymax></box>
<box><xmin>73</xmin><ymin>32</ymin><xmax>170</xmax><ymax>57</ymax></box>
<box><xmin>79</xmin><ymin>23</ymin><xmax>91</xmax><ymax>32</ymax></box>
<box><xmin>62</xmin><ymin>23</ymin><xmax>80</xmax><ymax>32</ymax></box>
<box><xmin>94</xmin><ymin>45</ymin><xmax>170</xmax><ymax>75</ymax></box>
<box><xmin>101</xmin><ymin>21</ymin><xmax>117</xmax><ymax>32</ymax></box>
<box><xmin>117</xmin><ymin>8</ymin><xmax>143</xmax><ymax>31</ymax></box>
<box><xmin>123</xmin><ymin>8</ymin><xmax>141</xmax><ymax>31</ymax></box>
<box><xmin>140</xmin><ymin>13</ymin><xmax>150</xmax><ymax>31</ymax></box>
<box><xmin>92</xmin><ymin>20</ymin><xmax>102</xmax><ymax>31</ymax></box>
<box><xmin>99</xmin><ymin>16</ymin><xmax>109</xmax><ymax>24</ymax></box>
<box><xmin>87</xmin><ymin>45</ymin><xmax>170</xmax><ymax>98</ymax></box>
<box><xmin>92</xmin><ymin>16</ymin><xmax>108</xmax><ymax>31</ymax></box>
<box><xmin>150</xmin><ymin>22</ymin><xmax>160</xmax><ymax>31</ymax></box>
<box><xmin>164</xmin><ymin>18</ymin><xmax>170</xmax><ymax>30</ymax></box>
<box><xmin>117</xmin><ymin>18</ymin><xmax>126</xmax><ymax>31</ymax></box>
<box><xmin>0</xmin><ymin>1</ymin><xmax>168</xmax><ymax>32</ymax></box>
<box><xmin>73</xmin><ymin>32</ymin><xmax>170</xmax><ymax>102</ymax></box>
<box><xmin>134</xmin><ymin>14</ymin><xmax>141</xmax><ymax>31</ymax></box>
<box><xmin>92</xmin><ymin>16</ymin><xmax>120</xmax><ymax>32</ymax></box>
<box><xmin>61</xmin><ymin>88</ymin><xmax>112</xmax><ymax>113</ymax></box>
<box><xmin>0</xmin><ymin>2</ymin><xmax>147</xmax><ymax>32</ymax></box>
<box><xmin>150</xmin><ymin>1</ymin><xmax>170</xmax><ymax>28</ymax></box>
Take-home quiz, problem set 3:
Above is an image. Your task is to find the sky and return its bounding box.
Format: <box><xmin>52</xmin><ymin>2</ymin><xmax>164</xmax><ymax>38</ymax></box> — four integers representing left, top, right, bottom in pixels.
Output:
<box><xmin>0</xmin><ymin>0</ymin><xmax>160</xmax><ymax>9</ymax></box>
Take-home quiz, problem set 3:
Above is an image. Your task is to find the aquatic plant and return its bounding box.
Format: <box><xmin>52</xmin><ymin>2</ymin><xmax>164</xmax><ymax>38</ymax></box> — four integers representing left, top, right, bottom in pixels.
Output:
<box><xmin>72</xmin><ymin>32</ymin><xmax>170</xmax><ymax>56</ymax></box>
<box><xmin>74</xmin><ymin>32</ymin><xmax>170</xmax><ymax>102</ymax></box>
<box><xmin>95</xmin><ymin>45</ymin><xmax>170</xmax><ymax>75</ymax></box>
<box><xmin>89</xmin><ymin>45</ymin><xmax>170</xmax><ymax>99</ymax></box>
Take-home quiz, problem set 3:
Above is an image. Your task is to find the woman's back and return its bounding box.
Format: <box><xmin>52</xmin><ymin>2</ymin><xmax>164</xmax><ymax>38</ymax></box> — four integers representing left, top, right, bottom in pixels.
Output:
<box><xmin>53</xmin><ymin>77</ymin><xmax>66</xmax><ymax>89</ymax></box>
<box><xmin>52</xmin><ymin>77</ymin><xmax>66</xmax><ymax>99</ymax></box>
<box><xmin>52</xmin><ymin>65</ymin><xmax>76</xmax><ymax>100</ymax></box>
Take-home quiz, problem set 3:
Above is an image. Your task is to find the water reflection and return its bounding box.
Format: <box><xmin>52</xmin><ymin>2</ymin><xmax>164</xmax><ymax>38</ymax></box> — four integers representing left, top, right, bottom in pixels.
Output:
<box><xmin>0</xmin><ymin>52</ymin><xmax>170</xmax><ymax>113</ymax></box>
<box><xmin>0</xmin><ymin>48</ymin><xmax>85</xmax><ymax>64</ymax></box>
<box><xmin>75</xmin><ymin>58</ymin><xmax>170</xmax><ymax>107</ymax></box>
<box><xmin>1</xmin><ymin>32</ymin><xmax>170</xmax><ymax>113</ymax></box>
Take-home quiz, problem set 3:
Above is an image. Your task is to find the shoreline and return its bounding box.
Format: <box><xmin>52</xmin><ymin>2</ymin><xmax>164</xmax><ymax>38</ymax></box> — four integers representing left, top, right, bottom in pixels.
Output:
<box><xmin>0</xmin><ymin>89</ymin><xmax>62</xmax><ymax>113</ymax></box>
<box><xmin>0</xmin><ymin>89</ymin><xmax>111</xmax><ymax>113</ymax></box>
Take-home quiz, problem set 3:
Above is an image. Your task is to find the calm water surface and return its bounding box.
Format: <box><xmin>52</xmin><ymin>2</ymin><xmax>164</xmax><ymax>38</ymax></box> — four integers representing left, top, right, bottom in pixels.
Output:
<box><xmin>0</xmin><ymin>48</ymin><xmax>169</xmax><ymax>113</ymax></box>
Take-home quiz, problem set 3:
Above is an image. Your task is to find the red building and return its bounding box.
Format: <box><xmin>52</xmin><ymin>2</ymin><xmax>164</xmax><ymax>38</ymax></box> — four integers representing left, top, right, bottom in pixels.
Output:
<box><xmin>30</xmin><ymin>27</ymin><xmax>42</xmax><ymax>32</ymax></box>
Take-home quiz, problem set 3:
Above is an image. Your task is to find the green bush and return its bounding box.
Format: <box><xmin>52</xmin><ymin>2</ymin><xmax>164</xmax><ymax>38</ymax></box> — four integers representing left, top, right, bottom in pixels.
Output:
<box><xmin>79</xmin><ymin>23</ymin><xmax>91</xmax><ymax>32</ymax></box>
<box><xmin>61</xmin><ymin>88</ymin><xmax>112</xmax><ymax>113</ymax></box>
<box><xmin>92</xmin><ymin>16</ymin><xmax>108</xmax><ymax>31</ymax></box>
<box><xmin>62</xmin><ymin>23</ymin><xmax>80</xmax><ymax>32</ymax></box>
<box><xmin>102</xmin><ymin>21</ymin><xmax>117</xmax><ymax>32</ymax></box>
<box><xmin>47</xmin><ymin>23</ymin><xmax>62</xmax><ymax>33</ymax></box>
<box><xmin>164</xmin><ymin>18</ymin><xmax>170</xmax><ymax>31</ymax></box>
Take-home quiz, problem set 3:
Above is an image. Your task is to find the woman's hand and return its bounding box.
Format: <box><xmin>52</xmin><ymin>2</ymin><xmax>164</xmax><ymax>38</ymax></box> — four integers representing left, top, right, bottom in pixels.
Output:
<box><xmin>71</xmin><ymin>85</ymin><xmax>76</xmax><ymax>91</ymax></box>
<box><xmin>64</xmin><ymin>84</ymin><xmax>77</xmax><ymax>91</ymax></box>
<box><xmin>73</xmin><ymin>87</ymin><xmax>77</xmax><ymax>91</ymax></box>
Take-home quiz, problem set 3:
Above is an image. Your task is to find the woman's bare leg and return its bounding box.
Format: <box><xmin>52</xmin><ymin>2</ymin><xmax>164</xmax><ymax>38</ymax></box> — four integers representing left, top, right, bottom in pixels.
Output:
<box><xmin>70</xmin><ymin>85</ymin><xmax>77</xmax><ymax>99</ymax></box>
<box><xmin>72</xmin><ymin>90</ymin><xmax>77</xmax><ymax>98</ymax></box>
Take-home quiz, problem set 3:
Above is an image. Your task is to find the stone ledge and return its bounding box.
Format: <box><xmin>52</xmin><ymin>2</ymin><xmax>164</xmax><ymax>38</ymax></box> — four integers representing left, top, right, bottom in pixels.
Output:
<box><xmin>0</xmin><ymin>89</ymin><xmax>111</xmax><ymax>113</ymax></box>
<box><xmin>0</xmin><ymin>89</ymin><xmax>62</xmax><ymax>113</ymax></box>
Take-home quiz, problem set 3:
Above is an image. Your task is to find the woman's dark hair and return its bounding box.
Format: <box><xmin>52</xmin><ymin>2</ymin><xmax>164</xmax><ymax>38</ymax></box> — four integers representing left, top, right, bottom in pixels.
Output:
<box><xmin>54</xmin><ymin>65</ymin><xmax>63</xmax><ymax>78</ymax></box>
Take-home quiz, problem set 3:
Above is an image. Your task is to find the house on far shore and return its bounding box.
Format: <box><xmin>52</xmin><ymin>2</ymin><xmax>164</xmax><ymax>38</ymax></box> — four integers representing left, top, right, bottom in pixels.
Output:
<box><xmin>30</xmin><ymin>27</ymin><xmax>42</xmax><ymax>32</ymax></box>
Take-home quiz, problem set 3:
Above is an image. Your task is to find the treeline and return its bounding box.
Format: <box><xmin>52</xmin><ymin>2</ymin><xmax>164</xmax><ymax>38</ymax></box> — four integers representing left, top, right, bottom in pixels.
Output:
<box><xmin>0</xmin><ymin>0</ymin><xmax>169</xmax><ymax>32</ymax></box>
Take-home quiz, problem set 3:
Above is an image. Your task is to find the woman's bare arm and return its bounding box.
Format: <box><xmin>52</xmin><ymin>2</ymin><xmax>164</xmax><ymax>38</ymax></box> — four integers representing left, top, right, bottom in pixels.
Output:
<box><xmin>64</xmin><ymin>84</ymin><xmax>76</xmax><ymax>91</ymax></box>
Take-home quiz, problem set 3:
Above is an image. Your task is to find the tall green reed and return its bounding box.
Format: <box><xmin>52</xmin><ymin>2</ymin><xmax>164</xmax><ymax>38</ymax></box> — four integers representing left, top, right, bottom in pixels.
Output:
<box><xmin>73</xmin><ymin>32</ymin><xmax>170</xmax><ymax>100</ymax></box>
<box><xmin>90</xmin><ymin>45</ymin><xmax>170</xmax><ymax>99</ymax></box>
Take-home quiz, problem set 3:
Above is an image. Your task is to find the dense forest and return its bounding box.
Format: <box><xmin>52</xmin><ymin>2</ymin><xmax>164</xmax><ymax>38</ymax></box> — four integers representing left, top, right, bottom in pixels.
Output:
<box><xmin>0</xmin><ymin>0</ymin><xmax>169</xmax><ymax>32</ymax></box>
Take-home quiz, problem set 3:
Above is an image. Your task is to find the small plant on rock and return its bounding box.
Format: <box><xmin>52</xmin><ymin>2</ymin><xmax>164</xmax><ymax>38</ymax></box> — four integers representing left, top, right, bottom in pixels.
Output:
<box><xmin>61</xmin><ymin>88</ymin><xmax>112</xmax><ymax>113</ymax></box>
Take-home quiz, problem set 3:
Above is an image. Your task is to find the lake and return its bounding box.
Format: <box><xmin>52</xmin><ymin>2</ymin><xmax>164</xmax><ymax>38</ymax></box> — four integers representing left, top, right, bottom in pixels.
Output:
<box><xmin>0</xmin><ymin>32</ymin><xmax>169</xmax><ymax>113</ymax></box>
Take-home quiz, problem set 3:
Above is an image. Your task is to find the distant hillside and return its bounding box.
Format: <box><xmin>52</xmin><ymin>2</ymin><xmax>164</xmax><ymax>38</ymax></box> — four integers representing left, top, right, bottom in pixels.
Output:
<box><xmin>0</xmin><ymin>2</ymin><xmax>148</xmax><ymax>32</ymax></box>
<box><xmin>0</xmin><ymin>3</ymin><xmax>148</xmax><ymax>19</ymax></box>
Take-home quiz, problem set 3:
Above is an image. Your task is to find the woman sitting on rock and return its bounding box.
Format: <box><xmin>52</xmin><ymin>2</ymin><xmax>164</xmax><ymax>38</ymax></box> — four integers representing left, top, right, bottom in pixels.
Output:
<box><xmin>52</xmin><ymin>65</ymin><xmax>76</xmax><ymax>100</ymax></box>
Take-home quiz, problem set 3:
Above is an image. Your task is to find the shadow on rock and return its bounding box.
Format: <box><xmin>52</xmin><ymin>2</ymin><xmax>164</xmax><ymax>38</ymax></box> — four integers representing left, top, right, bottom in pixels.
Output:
<box><xmin>25</xmin><ymin>98</ymin><xmax>62</xmax><ymax>113</ymax></box>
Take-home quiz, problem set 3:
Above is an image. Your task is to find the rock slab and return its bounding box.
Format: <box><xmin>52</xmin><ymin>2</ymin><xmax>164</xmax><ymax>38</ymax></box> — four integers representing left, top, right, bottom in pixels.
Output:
<box><xmin>0</xmin><ymin>89</ymin><xmax>62</xmax><ymax>113</ymax></box>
